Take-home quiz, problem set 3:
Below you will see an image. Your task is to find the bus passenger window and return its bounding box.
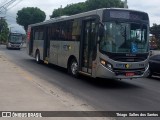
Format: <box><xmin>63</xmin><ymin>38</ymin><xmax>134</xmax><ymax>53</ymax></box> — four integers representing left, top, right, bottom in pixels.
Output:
<box><xmin>39</xmin><ymin>32</ymin><xmax>44</xmax><ymax>40</ymax></box>
<box><xmin>35</xmin><ymin>32</ymin><xmax>39</xmax><ymax>40</ymax></box>
<box><xmin>72</xmin><ymin>20</ymin><xmax>81</xmax><ymax>41</ymax></box>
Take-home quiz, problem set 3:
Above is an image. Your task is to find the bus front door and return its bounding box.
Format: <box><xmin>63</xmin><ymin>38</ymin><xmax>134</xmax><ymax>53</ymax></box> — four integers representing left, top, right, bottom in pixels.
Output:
<box><xmin>81</xmin><ymin>19</ymin><xmax>96</xmax><ymax>75</ymax></box>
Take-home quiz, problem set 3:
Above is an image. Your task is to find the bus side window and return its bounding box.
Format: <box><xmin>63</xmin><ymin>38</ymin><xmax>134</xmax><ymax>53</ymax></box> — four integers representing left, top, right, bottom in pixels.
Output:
<box><xmin>35</xmin><ymin>32</ymin><xmax>39</xmax><ymax>40</ymax></box>
<box><xmin>39</xmin><ymin>32</ymin><xmax>44</xmax><ymax>40</ymax></box>
<box><xmin>54</xmin><ymin>24</ymin><xmax>60</xmax><ymax>40</ymax></box>
<box><xmin>59</xmin><ymin>22</ymin><xmax>67</xmax><ymax>41</ymax></box>
<box><xmin>49</xmin><ymin>24</ymin><xmax>54</xmax><ymax>40</ymax></box>
<box><xmin>67</xmin><ymin>20</ymin><xmax>73</xmax><ymax>41</ymax></box>
<box><xmin>72</xmin><ymin>19</ymin><xmax>81</xmax><ymax>41</ymax></box>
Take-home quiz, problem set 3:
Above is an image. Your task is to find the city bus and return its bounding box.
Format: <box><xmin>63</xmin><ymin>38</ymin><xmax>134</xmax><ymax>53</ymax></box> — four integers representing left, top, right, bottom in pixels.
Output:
<box><xmin>6</xmin><ymin>32</ymin><xmax>23</xmax><ymax>50</ymax></box>
<box><xmin>27</xmin><ymin>8</ymin><xmax>150</xmax><ymax>79</ymax></box>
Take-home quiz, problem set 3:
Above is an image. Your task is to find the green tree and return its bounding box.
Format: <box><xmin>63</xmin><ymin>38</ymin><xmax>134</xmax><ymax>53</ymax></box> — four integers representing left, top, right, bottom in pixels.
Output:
<box><xmin>50</xmin><ymin>0</ymin><xmax>124</xmax><ymax>18</ymax></box>
<box><xmin>150</xmin><ymin>24</ymin><xmax>160</xmax><ymax>49</ymax></box>
<box><xmin>63</xmin><ymin>2</ymin><xmax>87</xmax><ymax>15</ymax></box>
<box><xmin>150</xmin><ymin>24</ymin><xmax>160</xmax><ymax>40</ymax></box>
<box><xmin>50</xmin><ymin>8</ymin><xmax>63</xmax><ymax>18</ymax></box>
<box><xmin>16</xmin><ymin>7</ymin><xmax>46</xmax><ymax>31</ymax></box>
<box><xmin>85</xmin><ymin>0</ymin><xmax>124</xmax><ymax>10</ymax></box>
<box><xmin>0</xmin><ymin>18</ymin><xmax>9</xmax><ymax>44</ymax></box>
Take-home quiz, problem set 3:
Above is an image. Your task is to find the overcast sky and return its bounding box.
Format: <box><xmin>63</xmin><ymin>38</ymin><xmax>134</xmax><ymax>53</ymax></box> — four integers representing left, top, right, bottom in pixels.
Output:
<box><xmin>2</xmin><ymin>0</ymin><xmax>160</xmax><ymax>33</ymax></box>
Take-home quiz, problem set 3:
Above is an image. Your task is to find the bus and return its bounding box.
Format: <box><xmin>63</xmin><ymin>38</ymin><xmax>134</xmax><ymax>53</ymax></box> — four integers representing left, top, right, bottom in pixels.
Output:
<box><xmin>6</xmin><ymin>32</ymin><xmax>23</xmax><ymax>50</ymax></box>
<box><xmin>27</xmin><ymin>8</ymin><xmax>150</xmax><ymax>79</ymax></box>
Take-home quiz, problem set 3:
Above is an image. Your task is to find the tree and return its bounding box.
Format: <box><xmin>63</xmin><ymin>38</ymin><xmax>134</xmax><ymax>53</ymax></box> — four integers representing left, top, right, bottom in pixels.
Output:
<box><xmin>85</xmin><ymin>0</ymin><xmax>124</xmax><ymax>10</ymax></box>
<box><xmin>50</xmin><ymin>8</ymin><xmax>63</xmax><ymax>18</ymax></box>
<box><xmin>16</xmin><ymin>7</ymin><xmax>46</xmax><ymax>31</ymax></box>
<box><xmin>150</xmin><ymin>24</ymin><xmax>160</xmax><ymax>49</ymax></box>
<box><xmin>0</xmin><ymin>18</ymin><xmax>9</xmax><ymax>44</ymax></box>
<box><xmin>150</xmin><ymin>24</ymin><xmax>160</xmax><ymax>40</ymax></box>
<box><xmin>63</xmin><ymin>2</ymin><xmax>87</xmax><ymax>15</ymax></box>
<box><xmin>50</xmin><ymin>0</ymin><xmax>124</xmax><ymax>18</ymax></box>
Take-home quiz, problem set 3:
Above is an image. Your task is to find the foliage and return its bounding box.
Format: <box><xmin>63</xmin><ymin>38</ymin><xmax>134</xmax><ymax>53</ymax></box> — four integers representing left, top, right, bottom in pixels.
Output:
<box><xmin>63</xmin><ymin>2</ymin><xmax>87</xmax><ymax>15</ymax></box>
<box><xmin>150</xmin><ymin>24</ymin><xmax>160</xmax><ymax>49</ymax></box>
<box><xmin>0</xmin><ymin>19</ymin><xmax>9</xmax><ymax>44</ymax></box>
<box><xmin>150</xmin><ymin>24</ymin><xmax>160</xmax><ymax>40</ymax></box>
<box><xmin>85</xmin><ymin>0</ymin><xmax>124</xmax><ymax>10</ymax></box>
<box><xmin>50</xmin><ymin>0</ymin><xmax>124</xmax><ymax>18</ymax></box>
<box><xmin>50</xmin><ymin>8</ymin><xmax>63</xmax><ymax>18</ymax></box>
<box><xmin>50</xmin><ymin>2</ymin><xmax>87</xmax><ymax>18</ymax></box>
<box><xmin>16</xmin><ymin>7</ymin><xmax>46</xmax><ymax>31</ymax></box>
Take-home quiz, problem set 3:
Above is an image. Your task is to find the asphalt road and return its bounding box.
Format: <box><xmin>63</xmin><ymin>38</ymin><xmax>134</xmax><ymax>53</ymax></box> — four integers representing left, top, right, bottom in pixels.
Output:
<box><xmin>1</xmin><ymin>46</ymin><xmax>160</xmax><ymax>118</ymax></box>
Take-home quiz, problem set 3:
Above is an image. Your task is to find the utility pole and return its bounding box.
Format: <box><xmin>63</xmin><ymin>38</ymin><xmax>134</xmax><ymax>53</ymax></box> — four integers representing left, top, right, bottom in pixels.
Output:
<box><xmin>0</xmin><ymin>0</ymin><xmax>22</xmax><ymax>17</ymax></box>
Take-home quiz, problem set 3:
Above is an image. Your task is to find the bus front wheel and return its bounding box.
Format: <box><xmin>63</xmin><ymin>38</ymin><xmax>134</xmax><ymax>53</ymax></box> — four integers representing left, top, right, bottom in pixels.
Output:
<box><xmin>68</xmin><ymin>59</ymin><xmax>79</xmax><ymax>77</ymax></box>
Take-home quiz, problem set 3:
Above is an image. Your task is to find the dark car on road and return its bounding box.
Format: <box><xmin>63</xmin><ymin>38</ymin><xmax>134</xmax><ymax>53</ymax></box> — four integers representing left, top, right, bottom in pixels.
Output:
<box><xmin>148</xmin><ymin>54</ymin><xmax>160</xmax><ymax>77</ymax></box>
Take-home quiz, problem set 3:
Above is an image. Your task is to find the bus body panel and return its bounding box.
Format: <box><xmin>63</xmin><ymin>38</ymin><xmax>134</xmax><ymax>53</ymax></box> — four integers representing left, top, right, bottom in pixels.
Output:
<box><xmin>49</xmin><ymin>41</ymin><xmax>80</xmax><ymax>68</ymax></box>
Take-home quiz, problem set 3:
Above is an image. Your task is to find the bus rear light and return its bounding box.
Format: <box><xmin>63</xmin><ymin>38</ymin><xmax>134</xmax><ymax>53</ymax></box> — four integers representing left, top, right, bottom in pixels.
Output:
<box><xmin>27</xmin><ymin>32</ymin><xmax>31</xmax><ymax>41</ymax></box>
<box><xmin>27</xmin><ymin>27</ymin><xmax>31</xmax><ymax>42</ymax></box>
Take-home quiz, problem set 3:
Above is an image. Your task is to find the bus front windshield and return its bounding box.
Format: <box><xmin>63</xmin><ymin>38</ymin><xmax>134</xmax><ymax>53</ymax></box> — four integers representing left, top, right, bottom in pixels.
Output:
<box><xmin>10</xmin><ymin>35</ymin><xmax>22</xmax><ymax>43</ymax></box>
<box><xmin>99</xmin><ymin>22</ymin><xmax>149</xmax><ymax>54</ymax></box>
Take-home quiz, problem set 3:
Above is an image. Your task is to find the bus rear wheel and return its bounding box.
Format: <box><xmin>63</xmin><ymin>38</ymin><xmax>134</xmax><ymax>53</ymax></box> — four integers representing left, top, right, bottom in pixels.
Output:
<box><xmin>35</xmin><ymin>51</ymin><xmax>41</xmax><ymax>64</ymax></box>
<box><xmin>68</xmin><ymin>59</ymin><xmax>79</xmax><ymax>77</ymax></box>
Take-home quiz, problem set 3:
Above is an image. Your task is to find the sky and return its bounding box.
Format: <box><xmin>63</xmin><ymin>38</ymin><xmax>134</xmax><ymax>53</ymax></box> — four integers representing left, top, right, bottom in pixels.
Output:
<box><xmin>1</xmin><ymin>0</ymin><xmax>160</xmax><ymax>34</ymax></box>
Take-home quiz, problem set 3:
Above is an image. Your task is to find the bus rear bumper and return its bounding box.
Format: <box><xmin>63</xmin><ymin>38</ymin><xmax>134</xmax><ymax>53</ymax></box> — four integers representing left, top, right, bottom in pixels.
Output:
<box><xmin>96</xmin><ymin>64</ymin><xmax>149</xmax><ymax>80</ymax></box>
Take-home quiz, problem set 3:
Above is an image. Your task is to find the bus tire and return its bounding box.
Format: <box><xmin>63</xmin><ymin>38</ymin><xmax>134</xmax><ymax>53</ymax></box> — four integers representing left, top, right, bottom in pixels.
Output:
<box><xmin>35</xmin><ymin>51</ymin><xmax>41</xmax><ymax>64</ymax></box>
<box><xmin>68</xmin><ymin>59</ymin><xmax>79</xmax><ymax>77</ymax></box>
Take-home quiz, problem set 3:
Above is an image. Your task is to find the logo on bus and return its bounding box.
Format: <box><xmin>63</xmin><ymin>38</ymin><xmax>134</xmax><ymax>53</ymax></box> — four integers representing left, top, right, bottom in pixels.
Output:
<box><xmin>63</xmin><ymin>45</ymin><xmax>71</xmax><ymax>51</ymax></box>
<box><xmin>125</xmin><ymin>64</ymin><xmax>130</xmax><ymax>69</ymax></box>
<box><xmin>131</xmin><ymin>42</ymin><xmax>138</xmax><ymax>53</ymax></box>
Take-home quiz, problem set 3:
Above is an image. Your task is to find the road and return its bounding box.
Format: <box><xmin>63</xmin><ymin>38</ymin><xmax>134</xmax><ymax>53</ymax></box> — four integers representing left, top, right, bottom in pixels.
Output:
<box><xmin>1</xmin><ymin>46</ymin><xmax>160</xmax><ymax>119</ymax></box>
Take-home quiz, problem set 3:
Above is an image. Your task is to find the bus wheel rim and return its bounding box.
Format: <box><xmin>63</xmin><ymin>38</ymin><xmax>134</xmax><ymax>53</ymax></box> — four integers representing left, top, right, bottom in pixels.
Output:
<box><xmin>71</xmin><ymin>62</ymin><xmax>78</xmax><ymax>75</ymax></box>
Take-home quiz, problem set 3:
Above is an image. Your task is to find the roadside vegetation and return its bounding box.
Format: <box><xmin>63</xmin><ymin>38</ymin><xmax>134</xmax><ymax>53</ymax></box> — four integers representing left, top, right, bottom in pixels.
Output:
<box><xmin>0</xmin><ymin>18</ymin><xmax>9</xmax><ymax>44</ymax></box>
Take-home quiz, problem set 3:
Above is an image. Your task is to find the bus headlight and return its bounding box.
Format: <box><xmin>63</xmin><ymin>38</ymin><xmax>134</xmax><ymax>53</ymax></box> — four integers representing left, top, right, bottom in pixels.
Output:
<box><xmin>100</xmin><ymin>59</ymin><xmax>113</xmax><ymax>71</ymax></box>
